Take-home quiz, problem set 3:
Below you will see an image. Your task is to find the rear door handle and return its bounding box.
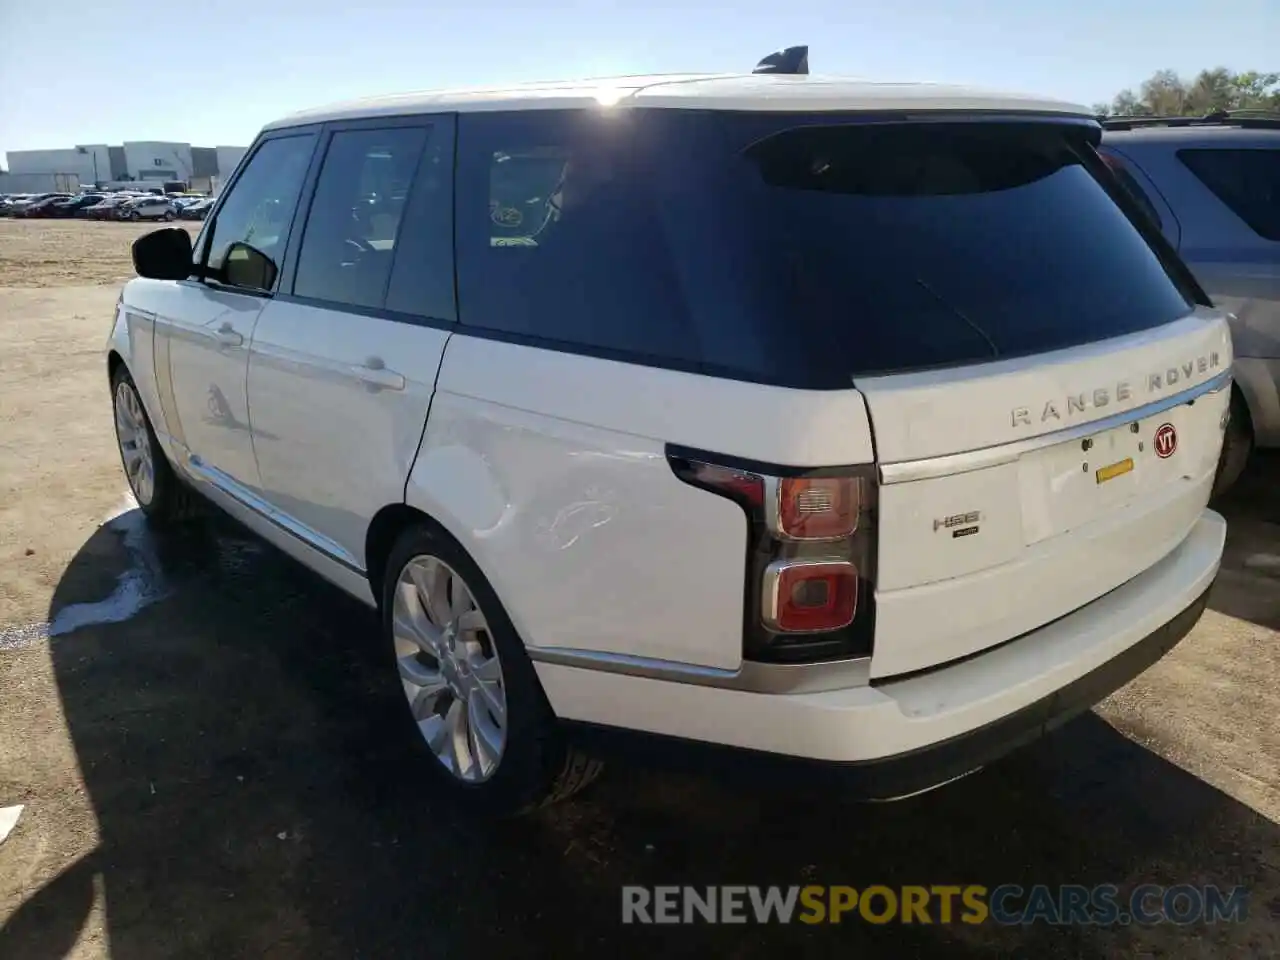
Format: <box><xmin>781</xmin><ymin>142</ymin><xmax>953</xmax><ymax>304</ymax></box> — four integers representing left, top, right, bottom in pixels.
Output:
<box><xmin>353</xmin><ymin>358</ymin><xmax>405</xmax><ymax>391</ymax></box>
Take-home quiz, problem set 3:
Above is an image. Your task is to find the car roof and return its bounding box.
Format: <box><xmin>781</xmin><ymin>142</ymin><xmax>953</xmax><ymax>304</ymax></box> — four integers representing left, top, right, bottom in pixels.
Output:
<box><xmin>262</xmin><ymin>72</ymin><xmax>1092</xmax><ymax>131</ymax></box>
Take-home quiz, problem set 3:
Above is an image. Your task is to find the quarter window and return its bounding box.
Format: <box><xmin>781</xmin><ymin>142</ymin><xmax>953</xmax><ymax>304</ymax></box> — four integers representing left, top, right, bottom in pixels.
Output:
<box><xmin>204</xmin><ymin>134</ymin><xmax>316</xmax><ymax>290</ymax></box>
<box><xmin>293</xmin><ymin>127</ymin><xmax>428</xmax><ymax>310</ymax></box>
<box><xmin>1178</xmin><ymin>148</ymin><xmax>1280</xmax><ymax>241</ymax></box>
<box><xmin>454</xmin><ymin>111</ymin><xmax>698</xmax><ymax>364</ymax></box>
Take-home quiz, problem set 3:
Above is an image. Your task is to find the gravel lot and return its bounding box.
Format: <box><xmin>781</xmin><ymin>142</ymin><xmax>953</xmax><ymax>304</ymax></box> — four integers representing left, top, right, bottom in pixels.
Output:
<box><xmin>0</xmin><ymin>218</ymin><xmax>1277</xmax><ymax>959</ymax></box>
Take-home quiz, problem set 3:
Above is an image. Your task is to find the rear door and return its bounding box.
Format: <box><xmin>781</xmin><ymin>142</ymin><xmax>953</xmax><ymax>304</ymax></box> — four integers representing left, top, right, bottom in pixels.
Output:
<box><xmin>246</xmin><ymin>115</ymin><xmax>456</xmax><ymax>571</ymax></box>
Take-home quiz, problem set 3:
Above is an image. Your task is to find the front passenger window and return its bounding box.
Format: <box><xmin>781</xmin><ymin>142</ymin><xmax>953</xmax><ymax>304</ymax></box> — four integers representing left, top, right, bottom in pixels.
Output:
<box><xmin>292</xmin><ymin>126</ymin><xmax>428</xmax><ymax>310</ymax></box>
<box><xmin>205</xmin><ymin>134</ymin><xmax>316</xmax><ymax>290</ymax></box>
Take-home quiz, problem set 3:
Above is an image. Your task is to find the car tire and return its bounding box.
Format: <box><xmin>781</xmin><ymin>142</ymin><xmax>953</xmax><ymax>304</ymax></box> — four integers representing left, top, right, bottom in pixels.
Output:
<box><xmin>127</xmin><ymin>210</ymin><xmax>139</xmax><ymax>221</ymax></box>
<box><xmin>163</xmin><ymin>211</ymin><xmax>175</xmax><ymax>221</ymax></box>
<box><xmin>1211</xmin><ymin>387</ymin><xmax>1253</xmax><ymax>499</ymax></box>
<box><xmin>111</xmin><ymin>366</ymin><xmax>200</xmax><ymax>523</ymax></box>
<box><xmin>381</xmin><ymin>522</ymin><xmax>602</xmax><ymax>816</ymax></box>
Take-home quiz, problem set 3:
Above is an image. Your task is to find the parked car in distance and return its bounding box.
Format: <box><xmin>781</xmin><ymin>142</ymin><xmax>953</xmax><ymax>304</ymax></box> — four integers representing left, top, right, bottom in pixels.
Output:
<box><xmin>179</xmin><ymin>197</ymin><xmax>214</xmax><ymax>220</ymax></box>
<box><xmin>50</xmin><ymin>194</ymin><xmax>107</xmax><ymax>217</ymax></box>
<box><xmin>26</xmin><ymin>194</ymin><xmax>79</xmax><ymax>218</ymax></box>
<box><xmin>83</xmin><ymin>196</ymin><xmax>128</xmax><ymax>219</ymax></box>
<box><xmin>118</xmin><ymin>195</ymin><xmax>176</xmax><ymax>221</ymax></box>
<box><xmin>1100</xmin><ymin>111</ymin><xmax>1280</xmax><ymax>494</ymax></box>
<box><xmin>11</xmin><ymin>193</ymin><xmax>71</xmax><ymax>217</ymax></box>
<box><xmin>0</xmin><ymin>194</ymin><xmax>32</xmax><ymax>216</ymax></box>
<box><xmin>111</xmin><ymin>47</ymin><xmax>1231</xmax><ymax>815</ymax></box>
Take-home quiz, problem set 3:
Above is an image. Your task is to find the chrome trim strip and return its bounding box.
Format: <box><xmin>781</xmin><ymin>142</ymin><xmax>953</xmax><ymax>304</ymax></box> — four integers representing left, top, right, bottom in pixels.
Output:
<box><xmin>184</xmin><ymin>455</ymin><xmax>365</xmax><ymax>574</ymax></box>
<box><xmin>878</xmin><ymin>369</ymin><xmax>1232</xmax><ymax>485</ymax></box>
<box><xmin>527</xmin><ymin>646</ymin><xmax>872</xmax><ymax>694</ymax></box>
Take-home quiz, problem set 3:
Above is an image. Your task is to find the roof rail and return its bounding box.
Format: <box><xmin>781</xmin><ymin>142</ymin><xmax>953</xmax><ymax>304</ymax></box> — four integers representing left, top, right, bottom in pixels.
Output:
<box><xmin>1100</xmin><ymin>110</ymin><xmax>1280</xmax><ymax>131</ymax></box>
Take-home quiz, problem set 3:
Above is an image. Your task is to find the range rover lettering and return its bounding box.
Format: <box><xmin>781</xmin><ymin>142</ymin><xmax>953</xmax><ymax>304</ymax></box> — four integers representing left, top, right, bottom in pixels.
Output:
<box><xmin>106</xmin><ymin>46</ymin><xmax>1231</xmax><ymax>813</ymax></box>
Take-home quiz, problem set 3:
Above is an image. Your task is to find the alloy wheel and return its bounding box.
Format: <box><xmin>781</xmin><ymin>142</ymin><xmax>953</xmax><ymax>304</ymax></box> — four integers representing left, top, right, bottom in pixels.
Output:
<box><xmin>114</xmin><ymin>380</ymin><xmax>155</xmax><ymax>505</ymax></box>
<box><xmin>392</xmin><ymin>555</ymin><xmax>508</xmax><ymax>782</ymax></box>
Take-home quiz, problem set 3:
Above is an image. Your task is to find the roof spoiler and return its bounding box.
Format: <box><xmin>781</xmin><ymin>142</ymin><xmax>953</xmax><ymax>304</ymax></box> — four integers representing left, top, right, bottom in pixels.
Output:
<box><xmin>753</xmin><ymin>45</ymin><xmax>809</xmax><ymax>76</ymax></box>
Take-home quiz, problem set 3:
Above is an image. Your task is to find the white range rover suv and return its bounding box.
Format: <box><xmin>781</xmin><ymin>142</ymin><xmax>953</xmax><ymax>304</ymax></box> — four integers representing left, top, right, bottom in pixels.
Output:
<box><xmin>107</xmin><ymin>48</ymin><xmax>1232</xmax><ymax>814</ymax></box>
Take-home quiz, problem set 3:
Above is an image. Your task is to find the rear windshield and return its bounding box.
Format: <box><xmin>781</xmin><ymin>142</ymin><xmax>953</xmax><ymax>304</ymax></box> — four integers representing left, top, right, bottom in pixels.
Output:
<box><xmin>454</xmin><ymin>110</ymin><xmax>1198</xmax><ymax>388</ymax></box>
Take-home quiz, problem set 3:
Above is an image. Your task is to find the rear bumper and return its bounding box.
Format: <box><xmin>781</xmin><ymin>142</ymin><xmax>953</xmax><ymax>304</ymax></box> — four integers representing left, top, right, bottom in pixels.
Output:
<box><xmin>541</xmin><ymin>510</ymin><xmax>1225</xmax><ymax>798</ymax></box>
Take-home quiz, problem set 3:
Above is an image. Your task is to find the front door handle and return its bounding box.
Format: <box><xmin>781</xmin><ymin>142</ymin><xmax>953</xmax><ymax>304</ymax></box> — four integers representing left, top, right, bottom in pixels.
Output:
<box><xmin>353</xmin><ymin>357</ymin><xmax>405</xmax><ymax>391</ymax></box>
<box><xmin>213</xmin><ymin>323</ymin><xmax>243</xmax><ymax>347</ymax></box>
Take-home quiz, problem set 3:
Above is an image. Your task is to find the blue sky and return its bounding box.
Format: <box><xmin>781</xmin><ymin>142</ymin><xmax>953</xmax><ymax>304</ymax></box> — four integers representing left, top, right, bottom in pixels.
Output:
<box><xmin>1</xmin><ymin>0</ymin><xmax>1276</xmax><ymax>156</ymax></box>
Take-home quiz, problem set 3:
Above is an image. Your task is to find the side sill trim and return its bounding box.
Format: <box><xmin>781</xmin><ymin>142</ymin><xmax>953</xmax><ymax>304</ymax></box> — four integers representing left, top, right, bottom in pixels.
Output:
<box><xmin>878</xmin><ymin>368</ymin><xmax>1231</xmax><ymax>485</ymax></box>
<box><xmin>526</xmin><ymin>646</ymin><xmax>871</xmax><ymax>694</ymax></box>
<box><xmin>184</xmin><ymin>455</ymin><xmax>365</xmax><ymax>575</ymax></box>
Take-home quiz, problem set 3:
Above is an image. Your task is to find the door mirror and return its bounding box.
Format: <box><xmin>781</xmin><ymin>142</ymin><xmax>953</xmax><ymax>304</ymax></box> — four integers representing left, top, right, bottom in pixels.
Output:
<box><xmin>131</xmin><ymin>227</ymin><xmax>193</xmax><ymax>280</ymax></box>
<box><xmin>220</xmin><ymin>241</ymin><xmax>278</xmax><ymax>291</ymax></box>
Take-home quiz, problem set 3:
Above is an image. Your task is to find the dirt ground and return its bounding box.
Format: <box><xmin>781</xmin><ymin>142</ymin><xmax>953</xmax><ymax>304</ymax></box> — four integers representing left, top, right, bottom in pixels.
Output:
<box><xmin>0</xmin><ymin>218</ymin><xmax>1277</xmax><ymax>959</ymax></box>
<box><xmin>0</xmin><ymin>220</ymin><xmax>200</xmax><ymax>289</ymax></box>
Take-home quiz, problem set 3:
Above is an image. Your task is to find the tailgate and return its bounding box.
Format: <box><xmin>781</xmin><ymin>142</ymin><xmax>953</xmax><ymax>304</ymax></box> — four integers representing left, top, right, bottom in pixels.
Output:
<box><xmin>856</xmin><ymin>309</ymin><xmax>1232</xmax><ymax>679</ymax></box>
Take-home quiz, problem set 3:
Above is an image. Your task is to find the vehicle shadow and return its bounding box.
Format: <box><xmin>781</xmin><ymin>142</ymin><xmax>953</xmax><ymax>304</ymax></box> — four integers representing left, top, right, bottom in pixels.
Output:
<box><xmin>2</xmin><ymin>505</ymin><xmax>1277</xmax><ymax>959</ymax></box>
<box><xmin>1209</xmin><ymin>451</ymin><xmax>1280</xmax><ymax>630</ymax></box>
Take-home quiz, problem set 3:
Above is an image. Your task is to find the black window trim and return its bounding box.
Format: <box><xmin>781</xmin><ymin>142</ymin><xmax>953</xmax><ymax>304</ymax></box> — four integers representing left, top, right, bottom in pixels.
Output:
<box><xmin>443</xmin><ymin>107</ymin><xmax>1210</xmax><ymax>387</ymax></box>
<box><xmin>1097</xmin><ymin>147</ymin><xmax>1164</xmax><ymax>229</ymax></box>
<box><xmin>274</xmin><ymin>112</ymin><xmax>459</xmax><ymax>328</ymax></box>
<box><xmin>188</xmin><ymin>123</ymin><xmax>325</xmax><ymax>299</ymax></box>
<box><xmin>207</xmin><ymin>109</ymin><xmax>1214</xmax><ymax>392</ymax></box>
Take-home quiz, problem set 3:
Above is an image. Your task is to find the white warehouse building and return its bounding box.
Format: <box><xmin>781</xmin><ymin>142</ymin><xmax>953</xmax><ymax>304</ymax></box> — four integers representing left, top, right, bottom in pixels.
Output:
<box><xmin>4</xmin><ymin>145</ymin><xmax>111</xmax><ymax>186</ymax></box>
<box><xmin>2</xmin><ymin>140</ymin><xmax>249</xmax><ymax>192</ymax></box>
<box><xmin>121</xmin><ymin>141</ymin><xmax>195</xmax><ymax>182</ymax></box>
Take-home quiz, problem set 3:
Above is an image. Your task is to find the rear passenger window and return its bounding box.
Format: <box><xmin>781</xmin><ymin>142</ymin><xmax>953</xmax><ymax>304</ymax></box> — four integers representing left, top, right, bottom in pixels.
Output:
<box><xmin>454</xmin><ymin>111</ymin><xmax>698</xmax><ymax>364</ymax></box>
<box><xmin>1178</xmin><ymin>149</ymin><xmax>1280</xmax><ymax>241</ymax></box>
<box><xmin>293</xmin><ymin>127</ymin><xmax>428</xmax><ymax>309</ymax></box>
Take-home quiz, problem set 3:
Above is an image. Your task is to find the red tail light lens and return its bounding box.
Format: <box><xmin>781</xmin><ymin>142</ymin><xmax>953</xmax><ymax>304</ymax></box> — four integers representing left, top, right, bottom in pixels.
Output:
<box><xmin>764</xmin><ymin>560</ymin><xmax>858</xmax><ymax>632</ymax></box>
<box><xmin>668</xmin><ymin>446</ymin><xmax>878</xmax><ymax>664</ymax></box>
<box><xmin>772</xmin><ymin>476</ymin><xmax>860</xmax><ymax>541</ymax></box>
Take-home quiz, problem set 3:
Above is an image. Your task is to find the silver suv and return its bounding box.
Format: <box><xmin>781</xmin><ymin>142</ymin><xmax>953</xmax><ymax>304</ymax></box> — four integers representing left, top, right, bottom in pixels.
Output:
<box><xmin>1100</xmin><ymin>113</ymin><xmax>1280</xmax><ymax>493</ymax></box>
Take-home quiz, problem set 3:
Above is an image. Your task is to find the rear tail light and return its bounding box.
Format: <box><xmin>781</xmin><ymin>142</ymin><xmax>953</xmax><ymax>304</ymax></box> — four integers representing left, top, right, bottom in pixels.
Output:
<box><xmin>668</xmin><ymin>447</ymin><xmax>877</xmax><ymax>664</ymax></box>
<box><xmin>769</xmin><ymin>475</ymin><xmax>861</xmax><ymax>540</ymax></box>
<box><xmin>763</xmin><ymin>559</ymin><xmax>858</xmax><ymax>633</ymax></box>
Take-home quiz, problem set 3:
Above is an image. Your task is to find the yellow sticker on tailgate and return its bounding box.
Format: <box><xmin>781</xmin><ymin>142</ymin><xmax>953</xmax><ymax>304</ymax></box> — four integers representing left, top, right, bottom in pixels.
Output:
<box><xmin>1095</xmin><ymin>457</ymin><xmax>1135</xmax><ymax>484</ymax></box>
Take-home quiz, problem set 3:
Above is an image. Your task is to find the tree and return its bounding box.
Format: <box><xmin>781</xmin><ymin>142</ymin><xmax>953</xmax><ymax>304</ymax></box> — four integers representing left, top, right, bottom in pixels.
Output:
<box><xmin>1096</xmin><ymin>68</ymin><xmax>1279</xmax><ymax>117</ymax></box>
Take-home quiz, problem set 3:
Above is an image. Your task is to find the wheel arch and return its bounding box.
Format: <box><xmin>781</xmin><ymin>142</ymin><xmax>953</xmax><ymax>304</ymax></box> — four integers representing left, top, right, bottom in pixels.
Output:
<box><xmin>365</xmin><ymin>503</ymin><xmax>437</xmax><ymax>601</ymax></box>
<box><xmin>364</xmin><ymin>502</ymin><xmax>496</xmax><ymax>608</ymax></box>
<box><xmin>107</xmin><ymin>349</ymin><xmax>126</xmax><ymax>385</ymax></box>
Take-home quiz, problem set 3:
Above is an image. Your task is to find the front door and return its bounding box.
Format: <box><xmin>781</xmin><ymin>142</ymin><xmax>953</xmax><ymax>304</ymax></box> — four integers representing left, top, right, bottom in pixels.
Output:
<box><xmin>247</xmin><ymin>117</ymin><xmax>457</xmax><ymax>570</ymax></box>
<box><xmin>156</xmin><ymin>132</ymin><xmax>318</xmax><ymax>493</ymax></box>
